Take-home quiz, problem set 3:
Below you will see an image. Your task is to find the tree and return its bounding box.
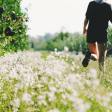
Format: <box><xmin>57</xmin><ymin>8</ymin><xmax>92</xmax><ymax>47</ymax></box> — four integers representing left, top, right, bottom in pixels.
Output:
<box><xmin>0</xmin><ymin>0</ymin><xmax>29</xmax><ymax>55</ymax></box>
<box><xmin>107</xmin><ymin>27</ymin><xmax>112</xmax><ymax>48</ymax></box>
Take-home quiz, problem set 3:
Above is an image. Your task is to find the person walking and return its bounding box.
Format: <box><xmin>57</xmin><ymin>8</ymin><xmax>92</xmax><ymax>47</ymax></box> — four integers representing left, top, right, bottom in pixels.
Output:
<box><xmin>82</xmin><ymin>0</ymin><xmax>112</xmax><ymax>72</ymax></box>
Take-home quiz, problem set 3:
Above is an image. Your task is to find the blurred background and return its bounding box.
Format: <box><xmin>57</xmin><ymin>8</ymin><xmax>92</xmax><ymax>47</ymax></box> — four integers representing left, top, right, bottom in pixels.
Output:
<box><xmin>22</xmin><ymin>0</ymin><xmax>112</xmax><ymax>53</ymax></box>
<box><xmin>0</xmin><ymin>0</ymin><xmax>112</xmax><ymax>55</ymax></box>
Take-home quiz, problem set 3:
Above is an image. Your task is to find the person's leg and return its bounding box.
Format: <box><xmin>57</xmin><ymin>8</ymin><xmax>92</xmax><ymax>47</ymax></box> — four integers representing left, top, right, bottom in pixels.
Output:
<box><xmin>82</xmin><ymin>42</ymin><xmax>98</xmax><ymax>67</ymax></box>
<box><xmin>82</xmin><ymin>48</ymin><xmax>91</xmax><ymax>67</ymax></box>
<box><xmin>88</xmin><ymin>42</ymin><xmax>99</xmax><ymax>60</ymax></box>
<box><xmin>97</xmin><ymin>43</ymin><xmax>107</xmax><ymax>72</ymax></box>
<box><xmin>88</xmin><ymin>43</ymin><xmax>97</xmax><ymax>54</ymax></box>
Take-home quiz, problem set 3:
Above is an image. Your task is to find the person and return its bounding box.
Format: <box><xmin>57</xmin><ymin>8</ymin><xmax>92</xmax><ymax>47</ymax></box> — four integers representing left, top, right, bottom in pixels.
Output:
<box><xmin>82</xmin><ymin>0</ymin><xmax>112</xmax><ymax>72</ymax></box>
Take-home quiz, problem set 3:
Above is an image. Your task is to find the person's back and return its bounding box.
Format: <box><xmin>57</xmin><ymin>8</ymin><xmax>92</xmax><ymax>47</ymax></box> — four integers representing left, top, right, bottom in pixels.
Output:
<box><xmin>86</xmin><ymin>0</ymin><xmax>112</xmax><ymax>43</ymax></box>
<box><xmin>88</xmin><ymin>1</ymin><xmax>111</xmax><ymax>28</ymax></box>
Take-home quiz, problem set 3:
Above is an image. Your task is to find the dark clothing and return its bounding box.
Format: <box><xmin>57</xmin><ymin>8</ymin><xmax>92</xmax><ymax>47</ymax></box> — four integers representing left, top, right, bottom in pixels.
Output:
<box><xmin>86</xmin><ymin>1</ymin><xmax>112</xmax><ymax>43</ymax></box>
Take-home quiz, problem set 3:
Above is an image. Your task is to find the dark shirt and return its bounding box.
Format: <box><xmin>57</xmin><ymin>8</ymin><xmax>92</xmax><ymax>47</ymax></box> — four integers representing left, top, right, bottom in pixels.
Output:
<box><xmin>86</xmin><ymin>1</ymin><xmax>112</xmax><ymax>43</ymax></box>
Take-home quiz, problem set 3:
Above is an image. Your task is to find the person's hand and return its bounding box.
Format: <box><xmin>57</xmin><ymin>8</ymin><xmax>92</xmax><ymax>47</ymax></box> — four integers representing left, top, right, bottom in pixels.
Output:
<box><xmin>83</xmin><ymin>28</ymin><xmax>87</xmax><ymax>36</ymax></box>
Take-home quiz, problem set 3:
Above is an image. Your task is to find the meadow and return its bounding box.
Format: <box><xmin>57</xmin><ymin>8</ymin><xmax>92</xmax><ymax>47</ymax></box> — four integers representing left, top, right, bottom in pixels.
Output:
<box><xmin>1</xmin><ymin>0</ymin><xmax>112</xmax><ymax>111</ymax></box>
<box><xmin>0</xmin><ymin>50</ymin><xmax>112</xmax><ymax>112</ymax></box>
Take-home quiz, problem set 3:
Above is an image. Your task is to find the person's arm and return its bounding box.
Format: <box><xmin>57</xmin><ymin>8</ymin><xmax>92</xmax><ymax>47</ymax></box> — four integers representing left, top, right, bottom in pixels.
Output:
<box><xmin>110</xmin><ymin>12</ymin><xmax>112</xmax><ymax>23</ymax></box>
<box><xmin>83</xmin><ymin>17</ymin><xmax>89</xmax><ymax>36</ymax></box>
<box><xmin>83</xmin><ymin>2</ymin><xmax>91</xmax><ymax>36</ymax></box>
<box><xmin>109</xmin><ymin>5</ymin><xmax>112</xmax><ymax>23</ymax></box>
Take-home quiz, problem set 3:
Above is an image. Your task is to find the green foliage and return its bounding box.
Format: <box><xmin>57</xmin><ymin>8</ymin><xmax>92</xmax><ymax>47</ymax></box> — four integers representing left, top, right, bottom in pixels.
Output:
<box><xmin>30</xmin><ymin>32</ymin><xmax>87</xmax><ymax>53</ymax></box>
<box><xmin>107</xmin><ymin>27</ymin><xmax>112</xmax><ymax>48</ymax></box>
<box><xmin>30</xmin><ymin>27</ymin><xmax>112</xmax><ymax>54</ymax></box>
<box><xmin>0</xmin><ymin>0</ymin><xmax>29</xmax><ymax>55</ymax></box>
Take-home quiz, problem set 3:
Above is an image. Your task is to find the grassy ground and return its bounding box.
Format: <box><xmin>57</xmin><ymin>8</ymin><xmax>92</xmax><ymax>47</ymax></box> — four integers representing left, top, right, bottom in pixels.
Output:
<box><xmin>0</xmin><ymin>50</ymin><xmax>111</xmax><ymax>112</ymax></box>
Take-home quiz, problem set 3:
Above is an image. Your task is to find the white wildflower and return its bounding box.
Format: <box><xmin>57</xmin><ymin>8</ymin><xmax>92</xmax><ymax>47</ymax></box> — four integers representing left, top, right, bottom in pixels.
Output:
<box><xmin>54</xmin><ymin>48</ymin><xmax>58</xmax><ymax>52</ymax></box>
<box><xmin>22</xmin><ymin>92</ymin><xmax>32</xmax><ymax>104</ymax></box>
<box><xmin>64</xmin><ymin>46</ymin><xmax>69</xmax><ymax>52</ymax></box>
<box><xmin>11</xmin><ymin>98</ymin><xmax>20</xmax><ymax>108</ymax></box>
<box><xmin>49</xmin><ymin>86</ymin><xmax>57</xmax><ymax>93</ymax></box>
<box><xmin>38</xmin><ymin>94</ymin><xmax>47</xmax><ymax>105</ymax></box>
<box><xmin>91</xmin><ymin>79</ymin><xmax>100</xmax><ymax>87</ymax></box>
<box><xmin>48</xmin><ymin>108</ymin><xmax>60</xmax><ymax>112</ymax></box>
<box><xmin>89</xmin><ymin>68</ymin><xmax>97</xmax><ymax>79</ymax></box>
<box><xmin>47</xmin><ymin>91</ymin><xmax>56</xmax><ymax>102</ymax></box>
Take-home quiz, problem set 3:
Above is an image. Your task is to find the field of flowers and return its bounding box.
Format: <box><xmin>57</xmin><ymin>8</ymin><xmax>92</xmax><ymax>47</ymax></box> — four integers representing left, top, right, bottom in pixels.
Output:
<box><xmin>0</xmin><ymin>50</ymin><xmax>112</xmax><ymax>112</ymax></box>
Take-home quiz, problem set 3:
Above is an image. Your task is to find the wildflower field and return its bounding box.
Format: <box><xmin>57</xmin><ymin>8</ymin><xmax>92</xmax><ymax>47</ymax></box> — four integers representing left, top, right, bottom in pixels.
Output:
<box><xmin>0</xmin><ymin>50</ymin><xmax>112</xmax><ymax>112</ymax></box>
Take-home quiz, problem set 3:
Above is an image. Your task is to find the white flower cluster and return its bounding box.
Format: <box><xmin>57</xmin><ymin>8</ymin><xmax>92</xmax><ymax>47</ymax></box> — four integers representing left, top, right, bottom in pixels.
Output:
<box><xmin>0</xmin><ymin>51</ymin><xmax>111</xmax><ymax>112</ymax></box>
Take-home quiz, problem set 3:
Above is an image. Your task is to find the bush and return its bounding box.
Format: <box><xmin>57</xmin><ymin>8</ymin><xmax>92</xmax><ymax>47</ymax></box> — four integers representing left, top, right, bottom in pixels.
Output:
<box><xmin>0</xmin><ymin>0</ymin><xmax>29</xmax><ymax>55</ymax></box>
<box><xmin>30</xmin><ymin>32</ymin><xmax>87</xmax><ymax>53</ymax></box>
